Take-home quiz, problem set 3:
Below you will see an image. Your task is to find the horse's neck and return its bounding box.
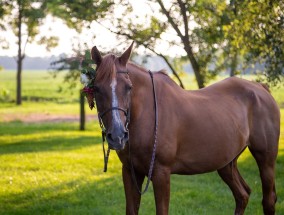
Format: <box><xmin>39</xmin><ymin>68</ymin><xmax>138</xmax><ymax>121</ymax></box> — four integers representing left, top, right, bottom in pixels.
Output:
<box><xmin>128</xmin><ymin>65</ymin><xmax>154</xmax><ymax>123</ymax></box>
<box><xmin>128</xmin><ymin>63</ymin><xmax>151</xmax><ymax>88</ymax></box>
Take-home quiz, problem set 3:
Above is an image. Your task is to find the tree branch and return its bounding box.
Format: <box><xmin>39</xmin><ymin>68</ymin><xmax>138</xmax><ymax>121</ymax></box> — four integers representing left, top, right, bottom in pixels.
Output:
<box><xmin>21</xmin><ymin>35</ymin><xmax>29</xmax><ymax>60</ymax></box>
<box><xmin>177</xmin><ymin>0</ymin><xmax>189</xmax><ymax>42</ymax></box>
<box><xmin>156</xmin><ymin>0</ymin><xmax>184</xmax><ymax>40</ymax></box>
<box><xmin>97</xmin><ymin>22</ymin><xmax>185</xmax><ymax>89</ymax></box>
<box><xmin>158</xmin><ymin>54</ymin><xmax>185</xmax><ymax>89</ymax></box>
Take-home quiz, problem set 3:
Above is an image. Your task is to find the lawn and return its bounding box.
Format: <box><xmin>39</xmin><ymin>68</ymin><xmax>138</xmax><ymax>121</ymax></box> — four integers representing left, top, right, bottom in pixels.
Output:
<box><xmin>0</xmin><ymin>70</ymin><xmax>283</xmax><ymax>214</ymax></box>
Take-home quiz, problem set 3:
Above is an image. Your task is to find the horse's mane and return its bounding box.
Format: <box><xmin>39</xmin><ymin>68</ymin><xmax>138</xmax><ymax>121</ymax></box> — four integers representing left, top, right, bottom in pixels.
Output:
<box><xmin>95</xmin><ymin>54</ymin><xmax>116</xmax><ymax>83</ymax></box>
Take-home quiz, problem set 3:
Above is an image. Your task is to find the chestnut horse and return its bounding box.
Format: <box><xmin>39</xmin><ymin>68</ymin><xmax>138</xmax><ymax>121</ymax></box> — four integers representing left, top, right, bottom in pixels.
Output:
<box><xmin>87</xmin><ymin>43</ymin><xmax>280</xmax><ymax>215</ymax></box>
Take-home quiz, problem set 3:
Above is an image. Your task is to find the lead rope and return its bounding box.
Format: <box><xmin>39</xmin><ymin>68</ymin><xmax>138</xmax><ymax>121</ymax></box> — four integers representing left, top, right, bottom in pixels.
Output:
<box><xmin>99</xmin><ymin>116</ymin><xmax>110</xmax><ymax>172</ymax></box>
<box><xmin>129</xmin><ymin>70</ymin><xmax>158</xmax><ymax>195</ymax></box>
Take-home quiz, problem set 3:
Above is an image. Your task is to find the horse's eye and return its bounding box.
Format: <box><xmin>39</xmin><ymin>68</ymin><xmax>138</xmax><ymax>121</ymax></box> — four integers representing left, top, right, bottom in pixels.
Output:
<box><xmin>93</xmin><ymin>85</ymin><xmax>101</xmax><ymax>94</ymax></box>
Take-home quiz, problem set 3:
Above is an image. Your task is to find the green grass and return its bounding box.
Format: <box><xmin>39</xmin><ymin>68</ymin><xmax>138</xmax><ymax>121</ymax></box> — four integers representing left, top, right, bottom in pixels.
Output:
<box><xmin>0</xmin><ymin>119</ymin><xmax>283</xmax><ymax>214</ymax></box>
<box><xmin>0</xmin><ymin>70</ymin><xmax>283</xmax><ymax>214</ymax></box>
<box><xmin>0</xmin><ymin>70</ymin><xmax>93</xmax><ymax>116</ymax></box>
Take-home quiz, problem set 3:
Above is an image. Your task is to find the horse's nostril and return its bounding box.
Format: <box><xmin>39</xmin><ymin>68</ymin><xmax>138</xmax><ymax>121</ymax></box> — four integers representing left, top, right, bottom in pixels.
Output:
<box><xmin>107</xmin><ymin>133</ymin><xmax>113</xmax><ymax>141</ymax></box>
<box><xmin>124</xmin><ymin>132</ymin><xmax>129</xmax><ymax>140</ymax></box>
<box><xmin>107</xmin><ymin>131</ymin><xmax>128</xmax><ymax>144</ymax></box>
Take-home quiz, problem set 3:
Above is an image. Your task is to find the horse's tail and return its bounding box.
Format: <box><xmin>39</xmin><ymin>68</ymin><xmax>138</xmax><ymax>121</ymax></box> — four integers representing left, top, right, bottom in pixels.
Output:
<box><xmin>260</xmin><ymin>83</ymin><xmax>270</xmax><ymax>93</ymax></box>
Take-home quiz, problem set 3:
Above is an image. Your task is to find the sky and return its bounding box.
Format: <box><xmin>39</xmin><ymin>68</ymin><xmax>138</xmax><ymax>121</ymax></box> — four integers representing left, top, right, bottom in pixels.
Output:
<box><xmin>0</xmin><ymin>15</ymin><xmax>119</xmax><ymax>57</ymax></box>
<box><xmin>0</xmin><ymin>1</ymin><xmax>186</xmax><ymax>58</ymax></box>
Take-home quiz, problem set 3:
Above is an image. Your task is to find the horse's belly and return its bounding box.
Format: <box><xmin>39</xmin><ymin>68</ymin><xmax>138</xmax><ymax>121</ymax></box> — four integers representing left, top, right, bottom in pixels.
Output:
<box><xmin>171</xmin><ymin>149</ymin><xmax>242</xmax><ymax>175</ymax></box>
<box><xmin>170</xmin><ymin>105</ymin><xmax>249</xmax><ymax>174</ymax></box>
<box><xmin>171</xmin><ymin>134</ymin><xmax>248</xmax><ymax>175</ymax></box>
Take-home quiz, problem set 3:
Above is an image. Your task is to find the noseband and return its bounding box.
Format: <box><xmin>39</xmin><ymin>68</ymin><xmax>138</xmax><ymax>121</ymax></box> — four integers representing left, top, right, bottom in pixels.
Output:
<box><xmin>98</xmin><ymin>107</ymin><xmax>130</xmax><ymax>130</ymax></box>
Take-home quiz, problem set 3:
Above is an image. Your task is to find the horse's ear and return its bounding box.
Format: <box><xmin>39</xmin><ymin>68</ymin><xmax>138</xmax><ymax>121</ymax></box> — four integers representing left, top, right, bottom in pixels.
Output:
<box><xmin>119</xmin><ymin>41</ymin><xmax>134</xmax><ymax>66</ymax></box>
<box><xmin>91</xmin><ymin>46</ymin><xmax>102</xmax><ymax>66</ymax></box>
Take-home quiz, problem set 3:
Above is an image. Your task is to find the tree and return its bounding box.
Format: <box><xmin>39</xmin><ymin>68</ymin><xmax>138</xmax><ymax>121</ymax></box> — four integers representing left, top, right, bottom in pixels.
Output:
<box><xmin>47</xmin><ymin>0</ymin><xmax>114</xmax><ymax>32</ymax></box>
<box><xmin>97</xmin><ymin>0</ymin><xmax>229</xmax><ymax>89</ymax></box>
<box><xmin>0</xmin><ymin>0</ymin><xmax>114</xmax><ymax>105</ymax></box>
<box><xmin>224</xmin><ymin>0</ymin><xmax>284</xmax><ymax>85</ymax></box>
<box><xmin>0</xmin><ymin>0</ymin><xmax>59</xmax><ymax>105</ymax></box>
<box><xmin>47</xmin><ymin>0</ymin><xmax>114</xmax><ymax>130</ymax></box>
<box><xmin>50</xmin><ymin>47</ymin><xmax>87</xmax><ymax>130</ymax></box>
<box><xmin>98</xmin><ymin>0</ymin><xmax>283</xmax><ymax>87</ymax></box>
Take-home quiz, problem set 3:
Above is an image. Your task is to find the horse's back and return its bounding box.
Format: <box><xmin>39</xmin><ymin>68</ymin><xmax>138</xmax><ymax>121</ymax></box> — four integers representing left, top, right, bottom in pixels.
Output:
<box><xmin>196</xmin><ymin>77</ymin><xmax>279</xmax><ymax>119</ymax></box>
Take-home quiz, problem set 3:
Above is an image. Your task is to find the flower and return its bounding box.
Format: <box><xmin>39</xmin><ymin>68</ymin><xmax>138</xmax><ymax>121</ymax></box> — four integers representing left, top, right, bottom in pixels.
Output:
<box><xmin>80</xmin><ymin>73</ymin><xmax>90</xmax><ymax>86</ymax></box>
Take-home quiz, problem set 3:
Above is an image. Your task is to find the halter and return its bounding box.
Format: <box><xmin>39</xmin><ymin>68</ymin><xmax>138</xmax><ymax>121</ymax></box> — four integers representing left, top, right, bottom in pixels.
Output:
<box><xmin>98</xmin><ymin>70</ymin><xmax>130</xmax><ymax>172</ymax></box>
<box><xmin>98</xmin><ymin>70</ymin><xmax>158</xmax><ymax>195</ymax></box>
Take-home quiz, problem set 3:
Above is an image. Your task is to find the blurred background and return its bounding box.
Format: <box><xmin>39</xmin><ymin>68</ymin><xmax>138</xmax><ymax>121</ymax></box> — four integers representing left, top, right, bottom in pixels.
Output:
<box><xmin>0</xmin><ymin>0</ymin><xmax>283</xmax><ymax>214</ymax></box>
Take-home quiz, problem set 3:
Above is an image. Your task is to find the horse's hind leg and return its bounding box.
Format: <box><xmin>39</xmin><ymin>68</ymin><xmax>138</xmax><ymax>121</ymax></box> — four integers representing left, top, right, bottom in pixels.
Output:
<box><xmin>247</xmin><ymin>88</ymin><xmax>280</xmax><ymax>214</ymax></box>
<box><xmin>248</xmin><ymin>146</ymin><xmax>277</xmax><ymax>215</ymax></box>
<box><xmin>217</xmin><ymin>159</ymin><xmax>251</xmax><ymax>215</ymax></box>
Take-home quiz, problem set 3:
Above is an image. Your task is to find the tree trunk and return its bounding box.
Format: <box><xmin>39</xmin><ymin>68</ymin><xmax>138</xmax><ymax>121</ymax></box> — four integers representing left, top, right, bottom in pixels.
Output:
<box><xmin>159</xmin><ymin>54</ymin><xmax>185</xmax><ymax>89</ymax></box>
<box><xmin>230</xmin><ymin>52</ymin><xmax>238</xmax><ymax>77</ymax></box>
<box><xmin>184</xmin><ymin>44</ymin><xmax>205</xmax><ymax>89</ymax></box>
<box><xmin>16</xmin><ymin>62</ymin><xmax>22</xmax><ymax>105</ymax></box>
<box><xmin>16</xmin><ymin>2</ymin><xmax>23</xmax><ymax>105</ymax></box>
<box><xmin>79</xmin><ymin>91</ymin><xmax>85</xmax><ymax>131</ymax></box>
<box><xmin>156</xmin><ymin>0</ymin><xmax>205</xmax><ymax>89</ymax></box>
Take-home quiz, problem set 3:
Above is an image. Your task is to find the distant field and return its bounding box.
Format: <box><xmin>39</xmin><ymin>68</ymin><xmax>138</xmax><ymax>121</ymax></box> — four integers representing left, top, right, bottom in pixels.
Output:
<box><xmin>0</xmin><ymin>69</ymin><xmax>283</xmax><ymax>214</ymax></box>
<box><xmin>1</xmin><ymin>69</ymin><xmax>284</xmax><ymax>108</ymax></box>
<box><xmin>0</xmin><ymin>70</ymin><xmax>80</xmax><ymax>103</ymax></box>
<box><xmin>0</xmin><ymin>70</ymin><xmax>93</xmax><ymax>117</ymax></box>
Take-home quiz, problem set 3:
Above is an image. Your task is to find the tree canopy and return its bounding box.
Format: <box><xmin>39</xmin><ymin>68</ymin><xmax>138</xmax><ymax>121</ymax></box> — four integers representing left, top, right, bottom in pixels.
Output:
<box><xmin>1</xmin><ymin>0</ymin><xmax>58</xmax><ymax>104</ymax></box>
<box><xmin>224</xmin><ymin>0</ymin><xmax>284</xmax><ymax>85</ymax></box>
<box><xmin>93</xmin><ymin>0</ymin><xmax>283</xmax><ymax>87</ymax></box>
<box><xmin>0</xmin><ymin>0</ymin><xmax>114</xmax><ymax>105</ymax></box>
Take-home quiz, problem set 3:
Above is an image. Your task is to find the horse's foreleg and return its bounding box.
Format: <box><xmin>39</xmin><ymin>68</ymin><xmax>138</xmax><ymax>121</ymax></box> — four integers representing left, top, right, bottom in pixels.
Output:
<box><xmin>152</xmin><ymin>167</ymin><xmax>171</xmax><ymax>215</ymax></box>
<box><xmin>122</xmin><ymin>165</ymin><xmax>145</xmax><ymax>215</ymax></box>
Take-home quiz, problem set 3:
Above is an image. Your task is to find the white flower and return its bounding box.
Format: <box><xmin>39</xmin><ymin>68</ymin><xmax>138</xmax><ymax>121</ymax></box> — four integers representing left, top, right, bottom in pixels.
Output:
<box><xmin>80</xmin><ymin>74</ymin><xmax>90</xmax><ymax>86</ymax></box>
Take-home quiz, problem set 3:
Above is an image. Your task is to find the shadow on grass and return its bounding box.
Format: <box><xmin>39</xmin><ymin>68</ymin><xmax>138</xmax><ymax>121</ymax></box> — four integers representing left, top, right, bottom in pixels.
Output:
<box><xmin>0</xmin><ymin>135</ymin><xmax>101</xmax><ymax>155</ymax></box>
<box><xmin>0</xmin><ymin>121</ymin><xmax>98</xmax><ymax>136</ymax></box>
<box><xmin>0</xmin><ymin>121</ymin><xmax>101</xmax><ymax>154</ymax></box>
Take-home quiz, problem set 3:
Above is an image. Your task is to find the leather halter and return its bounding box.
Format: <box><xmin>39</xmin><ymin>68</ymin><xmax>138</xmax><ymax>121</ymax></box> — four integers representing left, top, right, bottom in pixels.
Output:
<box><xmin>98</xmin><ymin>70</ymin><xmax>130</xmax><ymax>172</ymax></box>
<box><xmin>97</xmin><ymin>70</ymin><xmax>131</xmax><ymax>130</ymax></box>
<box><xmin>98</xmin><ymin>70</ymin><xmax>159</xmax><ymax>195</ymax></box>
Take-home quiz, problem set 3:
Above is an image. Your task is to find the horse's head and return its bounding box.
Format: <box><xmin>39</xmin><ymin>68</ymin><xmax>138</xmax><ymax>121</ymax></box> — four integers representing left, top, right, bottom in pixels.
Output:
<box><xmin>90</xmin><ymin>42</ymin><xmax>134</xmax><ymax>150</ymax></box>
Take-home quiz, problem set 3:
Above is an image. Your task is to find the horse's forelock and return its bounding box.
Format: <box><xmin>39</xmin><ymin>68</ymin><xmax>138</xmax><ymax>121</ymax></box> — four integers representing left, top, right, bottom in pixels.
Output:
<box><xmin>95</xmin><ymin>54</ymin><xmax>116</xmax><ymax>83</ymax></box>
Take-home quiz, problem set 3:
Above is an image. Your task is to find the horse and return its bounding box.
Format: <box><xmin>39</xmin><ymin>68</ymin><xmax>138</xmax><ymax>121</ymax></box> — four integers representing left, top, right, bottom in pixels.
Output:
<box><xmin>84</xmin><ymin>42</ymin><xmax>280</xmax><ymax>215</ymax></box>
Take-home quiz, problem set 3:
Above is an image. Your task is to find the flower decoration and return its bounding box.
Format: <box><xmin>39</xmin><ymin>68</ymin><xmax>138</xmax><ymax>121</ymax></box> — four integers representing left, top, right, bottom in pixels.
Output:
<box><xmin>80</xmin><ymin>50</ymin><xmax>96</xmax><ymax>110</ymax></box>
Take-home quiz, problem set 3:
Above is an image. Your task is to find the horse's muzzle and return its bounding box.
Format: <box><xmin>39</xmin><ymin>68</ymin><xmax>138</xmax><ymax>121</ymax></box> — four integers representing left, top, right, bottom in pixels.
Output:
<box><xmin>106</xmin><ymin>130</ymin><xmax>129</xmax><ymax>150</ymax></box>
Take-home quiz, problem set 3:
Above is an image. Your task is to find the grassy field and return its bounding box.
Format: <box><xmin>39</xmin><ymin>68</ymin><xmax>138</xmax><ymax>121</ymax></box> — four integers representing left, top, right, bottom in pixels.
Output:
<box><xmin>0</xmin><ymin>70</ymin><xmax>283</xmax><ymax>214</ymax></box>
